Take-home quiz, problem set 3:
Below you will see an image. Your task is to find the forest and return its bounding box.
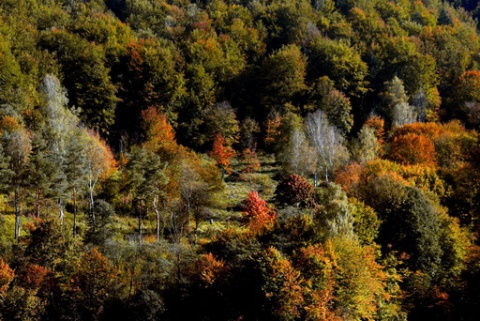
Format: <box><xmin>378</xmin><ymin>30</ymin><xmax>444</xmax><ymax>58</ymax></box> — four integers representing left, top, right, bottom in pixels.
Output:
<box><xmin>0</xmin><ymin>0</ymin><xmax>480</xmax><ymax>320</ymax></box>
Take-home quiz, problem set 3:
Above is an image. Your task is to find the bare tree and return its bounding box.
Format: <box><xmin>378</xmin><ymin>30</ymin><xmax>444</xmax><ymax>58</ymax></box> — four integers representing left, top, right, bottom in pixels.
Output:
<box><xmin>305</xmin><ymin>109</ymin><xmax>349</xmax><ymax>183</ymax></box>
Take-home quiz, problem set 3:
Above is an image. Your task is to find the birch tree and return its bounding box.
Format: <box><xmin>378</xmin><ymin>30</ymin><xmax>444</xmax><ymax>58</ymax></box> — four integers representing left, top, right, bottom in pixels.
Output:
<box><xmin>305</xmin><ymin>109</ymin><xmax>349</xmax><ymax>183</ymax></box>
<box><xmin>35</xmin><ymin>74</ymin><xmax>86</xmax><ymax>224</ymax></box>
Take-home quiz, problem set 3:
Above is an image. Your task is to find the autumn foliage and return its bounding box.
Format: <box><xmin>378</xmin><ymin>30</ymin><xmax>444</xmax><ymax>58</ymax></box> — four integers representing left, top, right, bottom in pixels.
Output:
<box><xmin>263</xmin><ymin>247</ymin><xmax>304</xmax><ymax>320</ymax></box>
<box><xmin>210</xmin><ymin>133</ymin><xmax>236</xmax><ymax>173</ymax></box>
<box><xmin>87</xmin><ymin>130</ymin><xmax>118</xmax><ymax>179</ymax></box>
<box><xmin>334</xmin><ymin>162</ymin><xmax>364</xmax><ymax>193</ymax></box>
<box><xmin>0</xmin><ymin>259</ymin><xmax>14</xmax><ymax>294</ymax></box>
<box><xmin>275</xmin><ymin>174</ymin><xmax>314</xmax><ymax>207</ymax></box>
<box><xmin>198</xmin><ymin>253</ymin><xmax>225</xmax><ymax>285</ymax></box>
<box><xmin>71</xmin><ymin>248</ymin><xmax>119</xmax><ymax>319</ymax></box>
<box><xmin>364</xmin><ymin>115</ymin><xmax>386</xmax><ymax>147</ymax></box>
<box><xmin>142</xmin><ymin>107</ymin><xmax>178</xmax><ymax>159</ymax></box>
<box><xmin>0</xmin><ymin>1</ymin><xmax>480</xmax><ymax>320</ymax></box>
<box><xmin>388</xmin><ymin>132</ymin><xmax>437</xmax><ymax>166</ymax></box>
<box><xmin>264</xmin><ymin>113</ymin><xmax>283</xmax><ymax>148</ymax></box>
<box><xmin>243</xmin><ymin>191</ymin><xmax>276</xmax><ymax>233</ymax></box>
<box><xmin>241</xmin><ymin>148</ymin><xmax>260</xmax><ymax>173</ymax></box>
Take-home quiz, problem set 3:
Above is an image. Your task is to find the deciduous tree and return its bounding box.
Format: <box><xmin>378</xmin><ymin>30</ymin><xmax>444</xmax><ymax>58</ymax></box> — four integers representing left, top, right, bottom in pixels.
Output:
<box><xmin>124</xmin><ymin>147</ymin><xmax>169</xmax><ymax>242</ymax></box>
<box><xmin>262</xmin><ymin>247</ymin><xmax>304</xmax><ymax>321</ymax></box>
<box><xmin>305</xmin><ymin>109</ymin><xmax>349</xmax><ymax>183</ymax></box>
<box><xmin>388</xmin><ymin>132</ymin><xmax>437</xmax><ymax>166</ymax></box>
<box><xmin>243</xmin><ymin>191</ymin><xmax>276</xmax><ymax>234</ymax></box>
<box><xmin>0</xmin><ymin>259</ymin><xmax>14</xmax><ymax>295</ymax></box>
<box><xmin>142</xmin><ymin>107</ymin><xmax>178</xmax><ymax>161</ymax></box>
<box><xmin>210</xmin><ymin>133</ymin><xmax>236</xmax><ymax>176</ymax></box>
<box><xmin>71</xmin><ymin>248</ymin><xmax>119</xmax><ymax>321</ymax></box>
<box><xmin>275</xmin><ymin>174</ymin><xmax>314</xmax><ymax>208</ymax></box>
<box><xmin>85</xmin><ymin>131</ymin><xmax>117</xmax><ymax>234</ymax></box>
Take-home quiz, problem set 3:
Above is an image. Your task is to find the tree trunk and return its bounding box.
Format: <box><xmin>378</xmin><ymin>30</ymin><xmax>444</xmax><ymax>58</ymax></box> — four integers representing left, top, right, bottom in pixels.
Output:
<box><xmin>58</xmin><ymin>198</ymin><xmax>65</xmax><ymax>224</ymax></box>
<box><xmin>35</xmin><ymin>188</ymin><xmax>41</xmax><ymax>218</ymax></box>
<box><xmin>14</xmin><ymin>186</ymin><xmax>20</xmax><ymax>241</ymax></box>
<box><xmin>73</xmin><ymin>187</ymin><xmax>77</xmax><ymax>238</ymax></box>
<box><xmin>134</xmin><ymin>199</ymin><xmax>142</xmax><ymax>243</ymax></box>
<box><xmin>153</xmin><ymin>196</ymin><xmax>161</xmax><ymax>242</ymax></box>
<box><xmin>88</xmin><ymin>183</ymin><xmax>96</xmax><ymax>234</ymax></box>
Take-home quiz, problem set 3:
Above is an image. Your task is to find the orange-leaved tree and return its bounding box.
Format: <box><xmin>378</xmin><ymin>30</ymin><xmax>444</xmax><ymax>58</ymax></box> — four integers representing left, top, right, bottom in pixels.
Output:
<box><xmin>388</xmin><ymin>132</ymin><xmax>436</xmax><ymax>166</ymax></box>
<box><xmin>334</xmin><ymin>162</ymin><xmax>364</xmax><ymax>193</ymax></box>
<box><xmin>0</xmin><ymin>259</ymin><xmax>14</xmax><ymax>295</ymax></box>
<box><xmin>210</xmin><ymin>133</ymin><xmax>236</xmax><ymax>176</ymax></box>
<box><xmin>142</xmin><ymin>106</ymin><xmax>178</xmax><ymax>161</ymax></box>
<box><xmin>263</xmin><ymin>247</ymin><xmax>304</xmax><ymax>321</ymax></box>
<box><xmin>17</xmin><ymin>263</ymin><xmax>49</xmax><ymax>291</ymax></box>
<box><xmin>364</xmin><ymin>115</ymin><xmax>386</xmax><ymax>149</ymax></box>
<box><xmin>85</xmin><ymin>130</ymin><xmax>118</xmax><ymax>229</ymax></box>
<box><xmin>71</xmin><ymin>248</ymin><xmax>119</xmax><ymax>320</ymax></box>
<box><xmin>298</xmin><ymin>243</ymin><xmax>339</xmax><ymax>321</ymax></box>
<box><xmin>197</xmin><ymin>253</ymin><xmax>226</xmax><ymax>286</ymax></box>
<box><xmin>264</xmin><ymin>112</ymin><xmax>282</xmax><ymax>149</ymax></box>
<box><xmin>243</xmin><ymin>191</ymin><xmax>276</xmax><ymax>233</ymax></box>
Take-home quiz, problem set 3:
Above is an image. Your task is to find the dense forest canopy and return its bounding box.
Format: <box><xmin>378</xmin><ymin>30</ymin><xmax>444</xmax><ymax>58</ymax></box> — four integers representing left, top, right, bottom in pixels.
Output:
<box><xmin>0</xmin><ymin>0</ymin><xmax>480</xmax><ymax>320</ymax></box>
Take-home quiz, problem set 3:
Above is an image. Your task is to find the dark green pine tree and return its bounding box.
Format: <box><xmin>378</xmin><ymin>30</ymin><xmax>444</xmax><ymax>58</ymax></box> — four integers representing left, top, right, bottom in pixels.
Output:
<box><xmin>28</xmin><ymin>132</ymin><xmax>69</xmax><ymax>222</ymax></box>
<box><xmin>1</xmin><ymin>127</ymin><xmax>31</xmax><ymax>241</ymax></box>
<box><xmin>28</xmin><ymin>134</ymin><xmax>57</xmax><ymax>218</ymax></box>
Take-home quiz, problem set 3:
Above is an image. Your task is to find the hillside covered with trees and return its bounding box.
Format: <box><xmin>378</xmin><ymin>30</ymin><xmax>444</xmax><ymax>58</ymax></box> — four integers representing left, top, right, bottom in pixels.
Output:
<box><xmin>0</xmin><ymin>0</ymin><xmax>480</xmax><ymax>320</ymax></box>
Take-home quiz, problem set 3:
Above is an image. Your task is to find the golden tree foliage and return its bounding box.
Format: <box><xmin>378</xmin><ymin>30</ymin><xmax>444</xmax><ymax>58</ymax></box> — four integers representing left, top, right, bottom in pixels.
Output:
<box><xmin>390</xmin><ymin>121</ymin><xmax>477</xmax><ymax>168</ymax></box>
<box><xmin>0</xmin><ymin>115</ymin><xmax>22</xmax><ymax>133</ymax></box>
<box><xmin>263</xmin><ymin>247</ymin><xmax>304</xmax><ymax>321</ymax></box>
<box><xmin>71</xmin><ymin>248</ymin><xmax>120</xmax><ymax>319</ymax></box>
<box><xmin>0</xmin><ymin>259</ymin><xmax>14</xmax><ymax>295</ymax></box>
<box><xmin>142</xmin><ymin>106</ymin><xmax>178</xmax><ymax>159</ymax></box>
<box><xmin>298</xmin><ymin>243</ymin><xmax>339</xmax><ymax>321</ymax></box>
<box><xmin>86</xmin><ymin>130</ymin><xmax>118</xmax><ymax>180</ymax></box>
<box><xmin>298</xmin><ymin>238</ymin><xmax>392</xmax><ymax>321</ymax></box>
<box><xmin>198</xmin><ymin>253</ymin><xmax>225</xmax><ymax>286</ymax></box>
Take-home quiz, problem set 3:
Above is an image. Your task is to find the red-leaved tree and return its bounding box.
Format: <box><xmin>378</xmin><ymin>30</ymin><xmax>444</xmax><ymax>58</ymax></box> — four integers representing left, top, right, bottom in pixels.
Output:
<box><xmin>243</xmin><ymin>191</ymin><xmax>276</xmax><ymax>233</ymax></box>
<box><xmin>275</xmin><ymin>174</ymin><xmax>314</xmax><ymax>207</ymax></box>
<box><xmin>210</xmin><ymin>133</ymin><xmax>236</xmax><ymax>176</ymax></box>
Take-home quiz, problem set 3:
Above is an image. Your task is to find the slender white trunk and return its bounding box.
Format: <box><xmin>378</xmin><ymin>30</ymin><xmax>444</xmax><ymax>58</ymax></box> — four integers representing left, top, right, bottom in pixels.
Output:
<box><xmin>153</xmin><ymin>196</ymin><xmax>160</xmax><ymax>242</ymax></box>
<box><xmin>14</xmin><ymin>186</ymin><xmax>20</xmax><ymax>241</ymax></box>
<box><xmin>58</xmin><ymin>198</ymin><xmax>65</xmax><ymax>224</ymax></box>
<box><xmin>88</xmin><ymin>177</ymin><xmax>96</xmax><ymax>232</ymax></box>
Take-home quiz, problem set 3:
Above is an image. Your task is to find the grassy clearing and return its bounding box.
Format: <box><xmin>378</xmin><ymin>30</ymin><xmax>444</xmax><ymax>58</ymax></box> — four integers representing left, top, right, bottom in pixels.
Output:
<box><xmin>0</xmin><ymin>154</ymin><xmax>281</xmax><ymax>246</ymax></box>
